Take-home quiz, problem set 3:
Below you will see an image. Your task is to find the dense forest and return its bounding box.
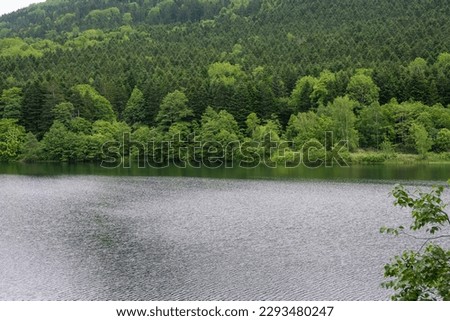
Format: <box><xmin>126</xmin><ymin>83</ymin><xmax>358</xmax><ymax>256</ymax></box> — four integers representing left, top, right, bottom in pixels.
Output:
<box><xmin>0</xmin><ymin>0</ymin><xmax>450</xmax><ymax>164</ymax></box>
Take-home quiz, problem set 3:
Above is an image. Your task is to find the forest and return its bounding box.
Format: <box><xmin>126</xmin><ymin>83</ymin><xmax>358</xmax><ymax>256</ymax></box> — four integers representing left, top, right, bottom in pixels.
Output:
<box><xmin>0</xmin><ymin>0</ymin><xmax>450</xmax><ymax>164</ymax></box>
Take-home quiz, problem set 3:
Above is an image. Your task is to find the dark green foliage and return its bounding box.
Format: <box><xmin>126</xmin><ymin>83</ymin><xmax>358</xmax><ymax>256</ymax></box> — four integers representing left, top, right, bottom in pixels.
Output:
<box><xmin>21</xmin><ymin>81</ymin><xmax>47</xmax><ymax>138</ymax></box>
<box><xmin>435</xmin><ymin>53</ymin><xmax>450</xmax><ymax>106</ymax></box>
<box><xmin>123</xmin><ymin>87</ymin><xmax>146</xmax><ymax>125</ymax></box>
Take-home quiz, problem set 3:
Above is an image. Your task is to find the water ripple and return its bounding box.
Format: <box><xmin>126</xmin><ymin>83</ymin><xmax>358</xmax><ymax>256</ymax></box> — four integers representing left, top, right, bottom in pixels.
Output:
<box><xmin>1</xmin><ymin>176</ymin><xmax>447</xmax><ymax>301</ymax></box>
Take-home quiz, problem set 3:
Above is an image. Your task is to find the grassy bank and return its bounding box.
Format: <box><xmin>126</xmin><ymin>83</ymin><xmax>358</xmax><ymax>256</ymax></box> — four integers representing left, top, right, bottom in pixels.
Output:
<box><xmin>349</xmin><ymin>151</ymin><xmax>450</xmax><ymax>165</ymax></box>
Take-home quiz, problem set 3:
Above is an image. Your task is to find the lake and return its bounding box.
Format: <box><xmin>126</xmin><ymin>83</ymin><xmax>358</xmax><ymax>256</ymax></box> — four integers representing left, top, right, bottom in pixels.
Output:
<box><xmin>0</xmin><ymin>163</ymin><xmax>449</xmax><ymax>300</ymax></box>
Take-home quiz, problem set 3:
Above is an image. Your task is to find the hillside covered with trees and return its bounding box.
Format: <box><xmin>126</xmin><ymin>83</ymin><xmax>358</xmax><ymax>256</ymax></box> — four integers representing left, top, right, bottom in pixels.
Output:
<box><xmin>0</xmin><ymin>0</ymin><xmax>450</xmax><ymax>164</ymax></box>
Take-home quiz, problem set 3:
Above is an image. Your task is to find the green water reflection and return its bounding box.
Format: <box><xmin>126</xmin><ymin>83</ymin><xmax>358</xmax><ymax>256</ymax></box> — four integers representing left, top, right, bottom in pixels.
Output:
<box><xmin>0</xmin><ymin>162</ymin><xmax>448</xmax><ymax>182</ymax></box>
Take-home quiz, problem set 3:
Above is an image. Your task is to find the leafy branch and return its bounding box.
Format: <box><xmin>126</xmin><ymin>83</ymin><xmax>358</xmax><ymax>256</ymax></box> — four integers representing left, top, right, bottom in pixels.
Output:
<box><xmin>380</xmin><ymin>180</ymin><xmax>450</xmax><ymax>301</ymax></box>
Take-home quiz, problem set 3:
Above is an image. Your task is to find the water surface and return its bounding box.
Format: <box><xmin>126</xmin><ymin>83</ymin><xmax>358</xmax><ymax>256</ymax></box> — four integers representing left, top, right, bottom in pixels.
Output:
<box><xmin>0</xmin><ymin>164</ymin><xmax>449</xmax><ymax>300</ymax></box>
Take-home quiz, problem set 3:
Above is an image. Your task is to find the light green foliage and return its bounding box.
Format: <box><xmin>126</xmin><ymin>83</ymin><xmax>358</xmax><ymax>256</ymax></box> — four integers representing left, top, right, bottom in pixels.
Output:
<box><xmin>249</xmin><ymin>117</ymin><xmax>281</xmax><ymax>142</ymax></box>
<box><xmin>31</xmin><ymin>39</ymin><xmax>59</xmax><ymax>52</ymax></box>
<box><xmin>410</xmin><ymin>123</ymin><xmax>432</xmax><ymax>157</ymax></box>
<box><xmin>78</xmin><ymin>29</ymin><xmax>105</xmax><ymax>39</ymax></box>
<box><xmin>40</xmin><ymin>121</ymin><xmax>80</xmax><ymax>161</ymax></box>
<box><xmin>0</xmin><ymin>87</ymin><xmax>23</xmax><ymax>120</ymax></box>
<box><xmin>20</xmin><ymin>132</ymin><xmax>41</xmax><ymax>162</ymax></box>
<box><xmin>435</xmin><ymin>53</ymin><xmax>450</xmax><ymax>105</ymax></box>
<box><xmin>407</xmin><ymin>57</ymin><xmax>431</xmax><ymax>103</ymax></box>
<box><xmin>131</xmin><ymin>125</ymin><xmax>160</xmax><ymax>148</ymax></box>
<box><xmin>4</xmin><ymin>77</ymin><xmax>17</xmax><ymax>88</ymax></box>
<box><xmin>208</xmin><ymin>61</ymin><xmax>249</xmax><ymax>121</ymax></box>
<box><xmin>290</xmin><ymin>76</ymin><xmax>318</xmax><ymax>112</ymax></box>
<box><xmin>200</xmin><ymin>107</ymin><xmax>241</xmax><ymax>142</ymax></box>
<box><xmin>0</xmin><ymin>119</ymin><xmax>26</xmax><ymax>161</ymax></box>
<box><xmin>286</xmin><ymin>111</ymin><xmax>330</xmax><ymax>148</ymax></box>
<box><xmin>69</xmin><ymin>117</ymin><xmax>92</xmax><ymax>135</ymax></box>
<box><xmin>148</xmin><ymin>6</ymin><xmax>161</xmax><ymax>21</ymax></box>
<box><xmin>123</xmin><ymin>87</ymin><xmax>146</xmax><ymax>125</ymax></box>
<box><xmin>311</xmin><ymin>70</ymin><xmax>337</xmax><ymax>106</ymax></box>
<box><xmin>408</xmin><ymin>57</ymin><xmax>428</xmax><ymax>76</ymax></box>
<box><xmin>0</xmin><ymin>38</ymin><xmax>43</xmax><ymax>58</ymax></box>
<box><xmin>85</xmin><ymin>7</ymin><xmax>121</xmax><ymax>28</ymax></box>
<box><xmin>156</xmin><ymin>90</ymin><xmax>192</xmax><ymax>129</ymax></box>
<box><xmin>166</xmin><ymin>121</ymin><xmax>192</xmax><ymax>162</ymax></box>
<box><xmin>208</xmin><ymin>62</ymin><xmax>245</xmax><ymax>87</ymax></box>
<box><xmin>92</xmin><ymin>120</ymin><xmax>130</xmax><ymax>141</ymax></box>
<box><xmin>166</xmin><ymin>121</ymin><xmax>191</xmax><ymax>139</ymax></box>
<box><xmin>428</xmin><ymin>104</ymin><xmax>450</xmax><ymax>131</ymax></box>
<box><xmin>245</xmin><ymin>112</ymin><xmax>261</xmax><ymax>137</ymax></box>
<box><xmin>415</xmin><ymin>111</ymin><xmax>434</xmax><ymax>133</ymax></box>
<box><xmin>321</xmin><ymin>96</ymin><xmax>359</xmax><ymax>151</ymax></box>
<box><xmin>90</xmin><ymin>120</ymin><xmax>130</xmax><ymax>160</ymax></box>
<box><xmin>436</xmin><ymin>52</ymin><xmax>450</xmax><ymax>69</ymax></box>
<box><xmin>64</xmin><ymin>29</ymin><xmax>106</xmax><ymax>49</ymax></box>
<box><xmin>260</xmin><ymin>0</ymin><xmax>282</xmax><ymax>11</ymax></box>
<box><xmin>357</xmin><ymin>103</ymin><xmax>391</xmax><ymax>149</ymax></box>
<box><xmin>347</xmin><ymin>72</ymin><xmax>380</xmax><ymax>106</ymax></box>
<box><xmin>199</xmin><ymin>107</ymin><xmax>242</xmax><ymax>160</ymax></box>
<box><xmin>40</xmin><ymin>119</ymin><xmax>130</xmax><ymax>162</ymax></box>
<box><xmin>247</xmin><ymin>116</ymin><xmax>282</xmax><ymax>158</ymax></box>
<box><xmin>130</xmin><ymin>125</ymin><xmax>161</xmax><ymax>160</ymax></box>
<box><xmin>381</xmin><ymin>184</ymin><xmax>450</xmax><ymax>300</ymax></box>
<box><xmin>380</xmin><ymin>100</ymin><xmax>449</xmax><ymax>153</ymax></box>
<box><xmin>299</xmin><ymin>137</ymin><xmax>326</xmax><ymax>163</ymax></box>
<box><xmin>230</xmin><ymin>44</ymin><xmax>244</xmax><ymax>60</ymax></box>
<box><xmin>147</xmin><ymin>0</ymin><xmax>175</xmax><ymax>23</ymax></box>
<box><xmin>286</xmin><ymin>32</ymin><xmax>295</xmax><ymax>42</ymax></box>
<box><xmin>55</xmin><ymin>12</ymin><xmax>76</xmax><ymax>27</ymax></box>
<box><xmin>436</xmin><ymin>128</ymin><xmax>450</xmax><ymax>152</ymax></box>
<box><xmin>52</xmin><ymin>102</ymin><xmax>75</xmax><ymax>125</ymax></box>
<box><xmin>71</xmin><ymin>84</ymin><xmax>116</xmax><ymax>122</ymax></box>
<box><xmin>230</xmin><ymin>0</ymin><xmax>250</xmax><ymax>9</ymax></box>
<box><xmin>83</xmin><ymin>133</ymin><xmax>108</xmax><ymax>161</ymax></box>
<box><xmin>85</xmin><ymin>121</ymin><xmax>126</xmax><ymax>161</ymax></box>
<box><xmin>123</xmin><ymin>13</ymin><xmax>133</xmax><ymax>25</ymax></box>
<box><xmin>380</xmin><ymin>140</ymin><xmax>395</xmax><ymax>157</ymax></box>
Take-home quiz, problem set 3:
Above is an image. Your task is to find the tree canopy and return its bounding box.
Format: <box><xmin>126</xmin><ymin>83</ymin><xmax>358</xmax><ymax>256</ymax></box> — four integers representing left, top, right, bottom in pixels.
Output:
<box><xmin>0</xmin><ymin>0</ymin><xmax>449</xmax><ymax>163</ymax></box>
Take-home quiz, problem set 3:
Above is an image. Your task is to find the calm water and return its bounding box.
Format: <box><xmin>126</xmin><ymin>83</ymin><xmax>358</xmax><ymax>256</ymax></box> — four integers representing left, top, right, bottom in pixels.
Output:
<box><xmin>0</xmin><ymin>164</ymin><xmax>449</xmax><ymax>300</ymax></box>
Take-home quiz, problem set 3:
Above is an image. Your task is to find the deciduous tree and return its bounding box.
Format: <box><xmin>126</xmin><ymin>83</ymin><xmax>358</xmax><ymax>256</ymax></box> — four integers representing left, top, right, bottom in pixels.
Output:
<box><xmin>381</xmin><ymin>183</ymin><xmax>450</xmax><ymax>301</ymax></box>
